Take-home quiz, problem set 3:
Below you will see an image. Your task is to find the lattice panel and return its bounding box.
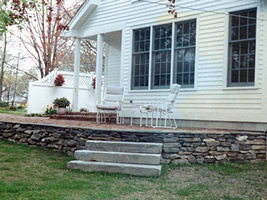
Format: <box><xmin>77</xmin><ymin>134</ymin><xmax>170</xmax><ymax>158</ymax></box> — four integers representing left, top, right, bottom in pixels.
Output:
<box><xmin>34</xmin><ymin>70</ymin><xmax>94</xmax><ymax>89</ymax></box>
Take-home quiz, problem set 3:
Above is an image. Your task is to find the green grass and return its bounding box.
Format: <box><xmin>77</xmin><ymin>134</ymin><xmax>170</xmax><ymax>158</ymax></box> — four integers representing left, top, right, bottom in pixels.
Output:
<box><xmin>0</xmin><ymin>108</ymin><xmax>26</xmax><ymax>116</ymax></box>
<box><xmin>0</xmin><ymin>139</ymin><xmax>266</xmax><ymax>200</ymax></box>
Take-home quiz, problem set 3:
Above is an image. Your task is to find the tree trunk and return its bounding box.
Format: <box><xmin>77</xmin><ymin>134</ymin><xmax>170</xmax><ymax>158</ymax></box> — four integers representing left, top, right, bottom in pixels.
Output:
<box><xmin>0</xmin><ymin>33</ymin><xmax>7</xmax><ymax>103</ymax></box>
<box><xmin>12</xmin><ymin>52</ymin><xmax>19</xmax><ymax>106</ymax></box>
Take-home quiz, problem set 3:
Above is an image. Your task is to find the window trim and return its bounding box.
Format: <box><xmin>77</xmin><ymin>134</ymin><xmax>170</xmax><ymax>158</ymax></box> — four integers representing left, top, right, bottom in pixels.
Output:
<box><xmin>227</xmin><ymin>8</ymin><xmax>257</xmax><ymax>87</ymax></box>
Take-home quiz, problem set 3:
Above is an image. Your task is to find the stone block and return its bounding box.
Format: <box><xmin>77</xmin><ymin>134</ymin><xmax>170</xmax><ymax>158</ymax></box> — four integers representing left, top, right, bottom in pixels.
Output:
<box><xmin>68</xmin><ymin>140</ymin><xmax>78</xmax><ymax>147</ymax></box>
<box><xmin>251</xmin><ymin>145</ymin><xmax>265</xmax><ymax>150</ymax></box>
<box><xmin>31</xmin><ymin>133</ymin><xmax>42</xmax><ymax>141</ymax></box>
<box><xmin>244</xmin><ymin>140</ymin><xmax>265</xmax><ymax>145</ymax></box>
<box><xmin>230</xmin><ymin>144</ymin><xmax>239</xmax><ymax>152</ymax></box>
<box><xmin>236</xmin><ymin>136</ymin><xmax>248</xmax><ymax>141</ymax></box>
<box><xmin>215</xmin><ymin>154</ymin><xmax>226</xmax><ymax>161</ymax></box>
<box><xmin>195</xmin><ymin>147</ymin><xmax>210</xmax><ymax>153</ymax></box>
<box><xmin>256</xmin><ymin>154</ymin><xmax>266</xmax><ymax>159</ymax></box>
<box><xmin>172</xmin><ymin>159</ymin><xmax>189</xmax><ymax>165</ymax></box>
<box><xmin>217</xmin><ymin>147</ymin><xmax>230</xmax><ymax>152</ymax></box>
<box><xmin>203</xmin><ymin>138</ymin><xmax>220</xmax><ymax>146</ymax></box>
<box><xmin>163</xmin><ymin>143</ymin><xmax>181</xmax><ymax>148</ymax></box>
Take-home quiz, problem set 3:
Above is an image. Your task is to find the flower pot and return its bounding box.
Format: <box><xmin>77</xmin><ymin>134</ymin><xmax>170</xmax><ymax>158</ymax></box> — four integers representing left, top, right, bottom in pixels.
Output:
<box><xmin>57</xmin><ymin>107</ymin><xmax>67</xmax><ymax>115</ymax></box>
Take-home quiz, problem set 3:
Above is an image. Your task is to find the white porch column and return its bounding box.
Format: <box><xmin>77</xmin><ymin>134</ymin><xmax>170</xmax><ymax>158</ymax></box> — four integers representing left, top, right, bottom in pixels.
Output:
<box><xmin>72</xmin><ymin>38</ymin><xmax>81</xmax><ymax>112</ymax></box>
<box><xmin>96</xmin><ymin>34</ymin><xmax>104</xmax><ymax>102</ymax></box>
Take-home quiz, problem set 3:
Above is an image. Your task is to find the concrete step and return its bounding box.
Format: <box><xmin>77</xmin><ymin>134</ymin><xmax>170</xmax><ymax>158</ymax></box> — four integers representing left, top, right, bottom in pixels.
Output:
<box><xmin>75</xmin><ymin>150</ymin><xmax>161</xmax><ymax>165</ymax></box>
<box><xmin>67</xmin><ymin>160</ymin><xmax>162</xmax><ymax>177</ymax></box>
<box><xmin>86</xmin><ymin>140</ymin><xmax>163</xmax><ymax>154</ymax></box>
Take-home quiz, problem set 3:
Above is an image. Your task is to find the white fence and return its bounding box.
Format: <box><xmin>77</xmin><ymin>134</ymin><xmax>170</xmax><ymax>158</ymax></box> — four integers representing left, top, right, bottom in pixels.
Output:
<box><xmin>27</xmin><ymin>70</ymin><xmax>97</xmax><ymax>114</ymax></box>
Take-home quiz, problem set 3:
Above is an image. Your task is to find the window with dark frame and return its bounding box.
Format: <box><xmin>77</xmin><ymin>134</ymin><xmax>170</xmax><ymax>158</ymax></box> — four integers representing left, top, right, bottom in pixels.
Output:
<box><xmin>228</xmin><ymin>8</ymin><xmax>257</xmax><ymax>87</ymax></box>
<box><xmin>132</xmin><ymin>28</ymin><xmax>150</xmax><ymax>90</ymax></box>
<box><xmin>174</xmin><ymin>20</ymin><xmax>196</xmax><ymax>88</ymax></box>
<box><xmin>152</xmin><ymin>24</ymin><xmax>172</xmax><ymax>89</ymax></box>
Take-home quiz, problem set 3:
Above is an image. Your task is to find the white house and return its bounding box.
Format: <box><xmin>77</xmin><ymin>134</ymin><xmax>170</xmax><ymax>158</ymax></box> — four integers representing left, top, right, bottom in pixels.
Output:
<box><xmin>62</xmin><ymin>0</ymin><xmax>267</xmax><ymax>130</ymax></box>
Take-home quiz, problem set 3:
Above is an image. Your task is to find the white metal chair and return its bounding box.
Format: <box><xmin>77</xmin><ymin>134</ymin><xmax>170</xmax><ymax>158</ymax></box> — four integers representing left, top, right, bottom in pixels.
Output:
<box><xmin>96</xmin><ymin>86</ymin><xmax>124</xmax><ymax>124</ymax></box>
<box><xmin>140</xmin><ymin>84</ymin><xmax>181</xmax><ymax>128</ymax></box>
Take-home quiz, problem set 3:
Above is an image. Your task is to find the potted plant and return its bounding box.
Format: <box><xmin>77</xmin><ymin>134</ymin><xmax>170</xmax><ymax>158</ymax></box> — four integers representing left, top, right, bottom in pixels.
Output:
<box><xmin>53</xmin><ymin>97</ymin><xmax>70</xmax><ymax>115</ymax></box>
<box><xmin>54</xmin><ymin>74</ymin><xmax>65</xmax><ymax>87</ymax></box>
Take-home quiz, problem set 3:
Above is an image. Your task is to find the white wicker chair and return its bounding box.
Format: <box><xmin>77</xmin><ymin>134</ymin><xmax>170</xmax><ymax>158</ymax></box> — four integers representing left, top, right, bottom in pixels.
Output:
<box><xmin>96</xmin><ymin>86</ymin><xmax>124</xmax><ymax>124</ymax></box>
<box><xmin>140</xmin><ymin>84</ymin><xmax>181</xmax><ymax>128</ymax></box>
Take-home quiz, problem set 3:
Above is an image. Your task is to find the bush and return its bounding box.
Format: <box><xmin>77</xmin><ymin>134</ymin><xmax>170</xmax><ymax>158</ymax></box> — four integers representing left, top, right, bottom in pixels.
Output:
<box><xmin>53</xmin><ymin>97</ymin><xmax>70</xmax><ymax>108</ymax></box>
<box><xmin>17</xmin><ymin>105</ymin><xmax>25</xmax><ymax>110</ymax></box>
<box><xmin>45</xmin><ymin>107</ymin><xmax>57</xmax><ymax>115</ymax></box>
<box><xmin>0</xmin><ymin>102</ymin><xmax>9</xmax><ymax>107</ymax></box>
<box><xmin>9</xmin><ymin>106</ymin><xmax>17</xmax><ymax>111</ymax></box>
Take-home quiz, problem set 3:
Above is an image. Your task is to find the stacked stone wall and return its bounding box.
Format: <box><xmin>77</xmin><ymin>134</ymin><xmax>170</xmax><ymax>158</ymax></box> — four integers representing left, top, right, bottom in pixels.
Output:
<box><xmin>0</xmin><ymin>121</ymin><xmax>266</xmax><ymax>164</ymax></box>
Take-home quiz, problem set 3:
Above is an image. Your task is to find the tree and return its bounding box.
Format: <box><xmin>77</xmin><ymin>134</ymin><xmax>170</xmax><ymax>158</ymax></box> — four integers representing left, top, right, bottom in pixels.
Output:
<box><xmin>0</xmin><ymin>0</ymin><xmax>38</xmax><ymax>34</ymax></box>
<box><xmin>18</xmin><ymin>0</ymin><xmax>88</xmax><ymax>78</ymax></box>
<box><xmin>0</xmin><ymin>32</ymin><xmax>7</xmax><ymax>102</ymax></box>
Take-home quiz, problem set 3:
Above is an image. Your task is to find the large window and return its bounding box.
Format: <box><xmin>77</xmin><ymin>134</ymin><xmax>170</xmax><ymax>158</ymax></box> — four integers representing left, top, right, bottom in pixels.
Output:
<box><xmin>174</xmin><ymin>20</ymin><xmax>196</xmax><ymax>88</ymax></box>
<box><xmin>152</xmin><ymin>24</ymin><xmax>172</xmax><ymax>89</ymax></box>
<box><xmin>228</xmin><ymin>8</ymin><xmax>257</xmax><ymax>86</ymax></box>
<box><xmin>131</xmin><ymin>19</ymin><xmax>196</xmax><ymax>90</ymax></box>
<box><xmin>132</xmin><ymin>28</ymin><xmax>150</xmax><ymax>90</ymax></box>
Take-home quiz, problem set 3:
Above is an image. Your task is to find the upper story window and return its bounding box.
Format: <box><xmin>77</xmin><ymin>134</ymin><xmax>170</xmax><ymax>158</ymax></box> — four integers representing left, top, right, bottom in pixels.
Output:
<box><xmin>228</xmin><ymin>8</ymin><xmax>257</xmax><ymax>87</ymax></box>
<box><xmin>132</xmin><ymin>28</ymin><xmax>150</xmax><ymax>90</ymax></box>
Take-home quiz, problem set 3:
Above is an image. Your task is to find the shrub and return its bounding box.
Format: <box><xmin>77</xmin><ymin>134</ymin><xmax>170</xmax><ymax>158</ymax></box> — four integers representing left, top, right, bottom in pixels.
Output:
<box><xmin>9</xmin><ymin>106</ymin><xmax>17</xmax><ymax>111</ymax></box>
<box><xmin>0</xmin><ymin>102</ymin><xmax>9</xmax><ymax>107</ymax></box>
<box><xmin>17</xmin><ymin>105</ymin><xmax>24</xmax><ymax>110</ymax></box>
<box><xmin>53</xmin><ymin>97</ymin><xmax>70</xmax><ymax>108</ymax></box>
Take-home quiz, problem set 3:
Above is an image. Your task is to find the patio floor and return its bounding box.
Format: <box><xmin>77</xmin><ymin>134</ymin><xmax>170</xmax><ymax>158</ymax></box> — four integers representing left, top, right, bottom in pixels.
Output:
<box><xmin>0</xmin><ymin>113</ymin><xmax>231</xmax><ymax>134</ymax></box>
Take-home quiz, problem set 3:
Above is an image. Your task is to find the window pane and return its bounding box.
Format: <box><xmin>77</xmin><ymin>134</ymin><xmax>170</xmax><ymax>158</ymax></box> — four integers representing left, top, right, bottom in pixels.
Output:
<box><xmin>249</xmin><ymin>10</ymin><xmax>256</xmax><ymax>24</ymax></box>
<box><xmin>240</xmin><ymin>12</ymin><xmax>248</xmax><ymax>26</ymax></box>
<box><xmin>241</xmin><ymin>42</ymin><xmax>248</xmax><ymax>55</ymax></box>
<box><xmin>249</xmin><ymin>41</ymin><xmax>256</xmax><ymax>54</ymax></box>
<box><xmin>249</xmin><ymin>55</ymin><xmax>255</xmax><ymax>68</ymax></box>
<box><xmin>240</xmin><ymin>26</ymin><xmax>247</xmax><ymax>40</ymax></box>
<box><xmin>248</xmin><ymin>69</ymin><xmax>255</xmax><ymax>82</ymax></box>
<box><xmin>248</xmin><ymin>25</ymin><xmax>256</xmax><ymax>38</ymax></box>
<box><xmin>240</xmin><ymin>56</ymin><xmax>248</xmax><ymax>68</ymax></box>
<box><xmin>232</xmin><ymin>16</ymin><xmax>239</xmax><ymax>26</ymax></box>
<box><xmin>232</xmin><ymin>27</ymin><xmax>239</xmax><ymax>41</ymax></box>
<box><xmin>240</xmin><ymin>69</ymin><xmax>247</xmax><ymax>82</ymax></box>
<box><xmin>232</xmin><ymin>70</ymin><xmax>239</xmax><ymax>83</ymax></box>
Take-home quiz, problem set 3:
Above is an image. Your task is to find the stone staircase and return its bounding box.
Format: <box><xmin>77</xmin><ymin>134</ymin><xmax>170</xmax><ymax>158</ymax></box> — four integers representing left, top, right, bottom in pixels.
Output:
<box><xmin>67</xmin><ymin>140</ymin><xmax>163</xmax><ymax>177</ymax></box>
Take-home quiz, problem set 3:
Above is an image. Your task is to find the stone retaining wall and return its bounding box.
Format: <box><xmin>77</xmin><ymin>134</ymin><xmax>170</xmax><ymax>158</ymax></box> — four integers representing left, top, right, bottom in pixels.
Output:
<box><xmin>0</xmin><ymin>121</ymin><xmax>266</xmax><ymax>164</ymax></box>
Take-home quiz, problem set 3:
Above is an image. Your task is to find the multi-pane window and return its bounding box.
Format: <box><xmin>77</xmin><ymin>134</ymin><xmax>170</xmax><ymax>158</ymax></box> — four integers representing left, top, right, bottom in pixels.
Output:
<box><xmin>174</xmin><ymin>20</ymin><xmax>196</xmax><ymax>88</ymax></box>
<box><xmin>229</xmin><ymin>9</ymin><xmax>257</xmax><ymax>86</ymax></box>
<box><xmin>132</xmin><ymin>28</ymin><xmax>150</xmax><ymax>89</ymax></box>
<box><xmin>152</xmin><ymin>24</ymin><xmax>172</xmax><ymax>89</ymax></box>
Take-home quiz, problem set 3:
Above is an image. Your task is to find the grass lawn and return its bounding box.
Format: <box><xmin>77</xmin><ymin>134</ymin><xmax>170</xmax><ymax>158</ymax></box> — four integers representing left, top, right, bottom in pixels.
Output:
<box><xmin>0</xmin><ymin>139</ymin><xmax>266</xmax><ymax>200</ymax></box>
<box><xmin>0</xmin><ymin>108</ymin><xmax>26</xmax><ymax>116</ymax></box>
